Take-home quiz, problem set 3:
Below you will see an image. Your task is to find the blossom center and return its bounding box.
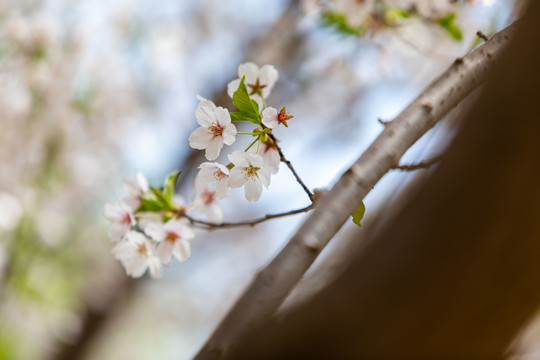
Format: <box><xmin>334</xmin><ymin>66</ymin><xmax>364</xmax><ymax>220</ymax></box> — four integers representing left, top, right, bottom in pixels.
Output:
<box><xmin>208</xmin><ymin>123</ymin><xmax>224</xmax><ymax>136</ymax></box>
<box><xmin>202</xmin><ymin>190</ymin><xmax>215</xmax><ymax>204</ymax></box>
<box><xmin>213</xmin><ymin>169</ymin><xmax>227</xmax><ymax>181</ymax></box>
<box><xmin>248</xmin><ymin>78</ymin><xmax>267</xmax><ymax>96</ymax></box>
<box><xmin>277</xmin><ymin>107</ymin><xmax>293</xmax><ymax>126</ymax></box>
<box><xmin>137</xmin><ymin>243</ymin><xmax>147</xmax><ymax>255</ymax></box>
<box><xmin>121</xmin><ymin>213</ymin><xmax>132</xmax><ymax>225</ymax></box>
<box><xmin>166</xmin><ymin>231</ymin><xmax>179</xmax><ymax>243</ymax></box>
<box><xmin>242</xmin><ymin>165</ymin><xmax>260</xmax><ymax>180</ymax></box>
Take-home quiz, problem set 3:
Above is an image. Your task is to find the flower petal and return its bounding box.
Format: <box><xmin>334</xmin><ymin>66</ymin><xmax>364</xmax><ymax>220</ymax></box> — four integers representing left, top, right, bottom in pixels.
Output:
<box><xmin>216</xmin><ymin>179</ymin><xmax>231</xmax><ymax>199</ymax></box>
<box><xmin>258</xmin><ymin>168</ymin><xmax>271</xmax><ymax>188</ymax></box>
<box><xmin>244</xmin><ymin>178</ymin><xmax>262</xmax><ymax>202</ymax></box>
<box><xmin>228</xmin><ymin>169</ymin><xmax>244</xmax><ymax>188</ymax></box>
<box><xmin>227</xmin><ymin>79</ymin><xmax>241</xmax><ymax>98</ymax></box>
<box><xmin>228</xmin><ymin>150</ymin><xmax>248</xmax><ymax>167</ymax></box>
<box><xmin>222</xmin><ymin>124</ymin><xmax>237</xmax><ymax>145</ymax></box>
<box><xmin>215</xmin><ymin>106</ymin><xmax>231</xmax><ymax>126</ymax></box>
<box><xmin>173</xmin><ymin>240</ymin><xmax>191</xmax><ymax>262</ymax></box>
<box><xmin>238</xmin><ymin>62</ymin><xmax>259</xmax><ymax>84</ymax></box>
<box><xmin>262</xmin><ymin>107</ymin><xmax>278</xmax><ymax>129</ymax></box>
<box><xmin>195</xmin><ymin>100</ymin><xmax>217</xmax><ymax>127</ymax></box>
<box><xmin>205</xmin><ymin>136</ymin><xmax>224</xmax><ymax>161</ymax></box>
<box><xmin>189</xmin><ymin>127</ymin><xmax>213</xmax><ymax>150</ymax></box>
<box><xmin>259</xmin><ymin>64</ymin><xmax>278</xmax><ymax>88</ymax></box>
<box><xmin>157</xmin><ymin>240</ymin><xmax>174</xmax><ymax>264</ymax></box>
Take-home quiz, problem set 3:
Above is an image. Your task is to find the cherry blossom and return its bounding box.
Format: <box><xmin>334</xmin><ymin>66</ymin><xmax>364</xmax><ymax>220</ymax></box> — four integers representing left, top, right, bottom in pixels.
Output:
<box><xmin>193</xmin><ymin>182</ymin><xmax>224</xmax><ymax>223</ymax></box>
<box><xmin>196</xmin><ymin>162</ymin><xmax>231</xmax><ymax>199</ymax></box>
<box><xmin>188</xmin><ymin>99</ymin><xmax>237</xmax><ymax>160</ymax></box>
<box><xmin>112</xmin><ymin>231</ymin><xmax>162</xmax><ymax>279</ymax></box>
<box><xmin>144</xmin><ymin>219</ymin><xmax>194</xmax><ymax>264</ymax></box>
<box><xmin>227</xmin><ymin>62</ymin><xmax>278</xmax><ymax>109</ymax></box>
<box><xmin>250</xmin><ymin>141</ymin><xmax>280</xmax><ymax>175</ymax></box>
<box><xmin>103</xmin><ymin>201</ymin><xmax>136</xmax><ymax>242</ymax></box>
<box><xmin>261</xmin><ymin>106</ymin><xmax>293</xmax><ymax>129</ymax></box>
<box><xmin>228</xmin><ymin>150</ymin><xmax>271</xmax><ymax>202</ymax></box>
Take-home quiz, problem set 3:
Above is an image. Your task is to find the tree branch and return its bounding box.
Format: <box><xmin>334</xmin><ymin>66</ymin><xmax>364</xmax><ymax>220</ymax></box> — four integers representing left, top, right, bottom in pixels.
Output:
<box><xmin>393</xmin><ymin>154</ymin><xmax>443</xmax><ymax>171</ymax></box>
<box><xmin>184</xmin><ymin>204</ymin><xmax>314</xmax><ymax>230</ymax></box>
<box><xmin>195</xmin><ymin>22</ymin><xmax>517</xmax><ymax>360</ymax></box>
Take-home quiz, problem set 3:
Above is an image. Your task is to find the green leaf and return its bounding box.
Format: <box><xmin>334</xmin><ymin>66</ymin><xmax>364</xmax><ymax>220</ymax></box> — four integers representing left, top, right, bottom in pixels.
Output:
<box><xmin>138</xmin><ymin>194</ymin><xmax>165</xmax><ymax>213</ymax></box>
<box><xmin>151</xmin><ymin>187</ymin><xmax>173</xmax><ymax>210</ymax></box>
<box><xmin>230</xmin><ymin>111</ymin><xmax>260</xmax><ymax>123</ymax></box>
<box><xmin>352</xmin><ymin>201</ymin><xmax>366</xmax><ymax>227</ymax></box>
<box><xmin>321</xmin><ymin>11</ymin><xmax>363</xmax><ymax>37</ymax></box>
<box><xmin>232</xmin><ymin>76</ymin><xmax>261</xmax><ymax>123</ymax></box>
<box><xmin>437</xmin><ymin>13</ymin><xmax>463</xmax><ymax>41</ymax></box>
<box><xmin>163</xmin><ymin>171</ymin><xmax>181</xmax><ymax>203</ymax></box>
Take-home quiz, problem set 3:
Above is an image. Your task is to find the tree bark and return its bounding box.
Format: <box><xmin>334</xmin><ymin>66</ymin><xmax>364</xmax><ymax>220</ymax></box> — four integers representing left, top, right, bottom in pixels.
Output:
<box><xmin>227</xmin><ymin>2</ymin><xmax>540</xmax><ymax>359</ymax></box>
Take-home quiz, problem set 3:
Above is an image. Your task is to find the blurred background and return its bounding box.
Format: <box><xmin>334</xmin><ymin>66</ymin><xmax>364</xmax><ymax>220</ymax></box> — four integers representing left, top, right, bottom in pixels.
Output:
<box><xmin>0</xmin><ymin>0</ymin><xmax>533</xmax><ymax>359</ymax></box>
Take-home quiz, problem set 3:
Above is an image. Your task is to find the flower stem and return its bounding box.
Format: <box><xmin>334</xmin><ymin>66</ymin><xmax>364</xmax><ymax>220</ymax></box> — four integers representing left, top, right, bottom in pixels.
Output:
<box><xmin>245</xmin><ymin>136</ymin><xmax>260</xmax><ymax>152</ymax></box>
<box><xmin>237</xmin><ymin>132</ymin><xmax>257</xmax><ymax>135</ymax></box>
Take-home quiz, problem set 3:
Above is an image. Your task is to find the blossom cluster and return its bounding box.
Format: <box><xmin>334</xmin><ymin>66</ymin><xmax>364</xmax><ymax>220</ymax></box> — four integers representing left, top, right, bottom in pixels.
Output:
<box><xmin>104</xmin><ymin>63</ymin><xmax>294</xmax><ymax>278</ymax></box>
<box><xmin>316</xmin><ymin>0</ymin><xmax>469</xmax><ymax>40</ymax></box>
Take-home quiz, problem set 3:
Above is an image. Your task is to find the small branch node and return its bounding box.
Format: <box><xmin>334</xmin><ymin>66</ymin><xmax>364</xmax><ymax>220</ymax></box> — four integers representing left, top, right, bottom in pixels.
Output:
<box><xmin>378</xmin><ymin>118</ymin><xmax>390</xmax><ymax>126</ymax></box>
<box><xmin>393</xmin><ymin>155</ymin><xmax>443</xmax><ymax>171</ymax></box>
<box><xmin>476</xmin><ymin>30</ymin><xmax>489</xmax><ymax>42</ymax></box>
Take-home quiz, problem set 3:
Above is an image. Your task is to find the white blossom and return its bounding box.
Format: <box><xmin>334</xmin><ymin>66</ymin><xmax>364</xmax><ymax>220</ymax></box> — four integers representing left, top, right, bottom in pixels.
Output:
<box><xmin>122</xmin><ymin>171</ymin><xmax>149</xmax><ymax>210</ymax></box>
<box><xmin>112</xmin><ymin>231</ymin><xmax>162</xmax><ymax>278</ymax></box>
<box><xmin>227</xmin><ymin>62</ymin><xmax>278</xmax><ymax>109</ymax></box>
<box><xmin>189</xmin><ymin>99</ymin><xmax>237</xmax><ymax>160</ymax></box>
<box><xmin>103</xmin><ymin>201</ymin><xmax>135</xmax><ymax>242</ymax></box>
<box><xmin>196</xmin><ymin>162</ymin><xmax>231</xmax><ymax>199</ymax></box>
<box><xmin>228</xmin><ymin>150</ymin><xmax>271</xmax><ymax>202</ymax></box>
<box><xmin>249</xmin><ymin>141</ymin><xmax>280</xmax><ymax>175</ymax></box>
<box><xmin>193</xmin><ymin>182</ymin><xmax>224</xmax><ymax>223</ymax></box>
<box><xmin>144</xmin><ymin>219</ymin><xmax>194</xmax><ymax>264</ymax></box>
<box><xmin>261</xmin><ymin>106</ymin><xmax>293</xmax><ymax>129</ymax></box>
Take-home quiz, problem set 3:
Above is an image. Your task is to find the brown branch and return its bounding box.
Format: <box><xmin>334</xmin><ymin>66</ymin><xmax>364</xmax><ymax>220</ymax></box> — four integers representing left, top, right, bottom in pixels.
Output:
<box><xmin>393</xmin><ymin>154</ymin><xmax>443</xmax><ymax>171</ymax></box>
<box><xmin>268</xmin><ymin>132</ymin><xmax>314</xmax><ymax>202</ymax></box>
<box><xmin>477</xmin><ymin>30</ymin><xmax>490</xmax><ymax>42</ymax></box>
<box><xmin>377</xmin><ymin>118</ymin><xmax>390</xmax><ymax>126</ymax></box>
<box><xmin>185</xmin><ymin>204</ymin><xmax>315</xmax><ymax>230</ymax></box>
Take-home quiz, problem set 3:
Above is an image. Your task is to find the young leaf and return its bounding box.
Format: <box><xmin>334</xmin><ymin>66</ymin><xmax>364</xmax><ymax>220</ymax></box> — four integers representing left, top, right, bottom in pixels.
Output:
<box><xmin>163</xmin><ymin>171</ymin><xmax>181</xmax><ymax>204</ymax></box>
<box><xmin>352</xmin><ymin>201</ymin><xmax>366</xmax><ymax>227</ymax></box>
<box><xmin>230</xmin><ymin>111</ymin><xmax>260</xmax><ymax>123</ymax></box>
<box><xmin>151</xmin><ymin>187</ymin><xmax>173</xmax><ymax>211</ymax></box>
<box><xmin>137</xmin><ymin>196</ymin><xmax>164</xmax><ymax>213</ymax></box>
<box><xmin>437</xmin><ymin>13</ymin><xmax>463</xmax><ymax>41</ymax></box>
<box><xmin>321</xmin><ymin>11</ymin><xmax>363</xmax><ymax>37</ymax></box>
<box><xmin>232</xmin><ymin>76</ymin><xmax>260</xmax><ymax>123</ymax></box>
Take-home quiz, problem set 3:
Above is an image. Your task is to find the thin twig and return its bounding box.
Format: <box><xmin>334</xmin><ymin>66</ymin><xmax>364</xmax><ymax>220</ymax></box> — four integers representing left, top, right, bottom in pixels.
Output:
<box><xmin>268</xmin><ymin>132</ymin><xmax>314</xmax><ymax>202</ymax></box>
<box><xmin>477</xmin><ymin>30</ymin><xmax>489</xmax><ymax>42</ymax></box>
<box><xmin>185</xmin><ymin>204</ymin><xmax>315</xmax><ymax>230</ymax></box>
<box><xmin>378</xmin><ymin>118</ymin><xmax>390</xmax><ymax>126</ymax></box>
<box><xmin>393</xmin><ymin>155</ymin><xmax>443</xmax><ymax>171</ymax></box>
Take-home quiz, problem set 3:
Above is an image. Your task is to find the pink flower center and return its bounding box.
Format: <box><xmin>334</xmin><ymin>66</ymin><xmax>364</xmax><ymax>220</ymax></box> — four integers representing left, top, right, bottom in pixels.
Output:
<box><xmin>277</xmin><ymin>107</ymin><xmax>293</xmax><ymax>125</ymax></box>
<box><xmin>202</xmin><ymin>190</ymin><xmax>215</xmax><ymax>204</ymax></box>
<box><xmin>137</xmin><ymin>243</ymin><xmax>147</xmax><ymax>255</ymax></box>
<box><xmin>208</xmin><ymin>123</ymin><xmax>224</xmax><ymax>136</ymax></box>
<box><xmin>166</xmin><ymin>231</ymin><xmax>179</xmax><ymax>243</ymax></box>
<box><xmin>121</xmin><ymin>213</ymin><xmax>132</xmax><ymax>225</ymax></box>
<box><xmin>243</xmin><ymin>165</ymin><xmax>259</xmax><ymax>180</ymax></box>
<box><xmin>213</xmin><ymin>169</ymin><xmax>227</xmax><ymax>181</ymax></box>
